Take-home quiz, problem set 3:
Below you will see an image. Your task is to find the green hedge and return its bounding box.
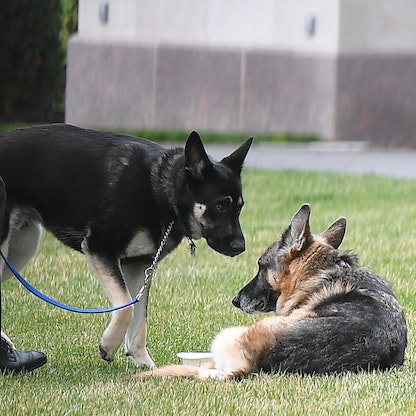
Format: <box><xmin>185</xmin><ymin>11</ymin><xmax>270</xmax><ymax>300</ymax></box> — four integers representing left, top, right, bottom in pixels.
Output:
<box><xmin>0</xmin><ymin>0</ymin><xmax>76</xmax><ymax>121</ymax></box>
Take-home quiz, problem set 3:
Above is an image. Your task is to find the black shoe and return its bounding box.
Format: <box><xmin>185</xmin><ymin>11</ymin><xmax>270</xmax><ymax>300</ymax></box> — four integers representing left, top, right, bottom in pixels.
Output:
<box><xmin>0</xmin><ymin>337</ymin><xmax>47</xmax><ymax>374</ymax></box>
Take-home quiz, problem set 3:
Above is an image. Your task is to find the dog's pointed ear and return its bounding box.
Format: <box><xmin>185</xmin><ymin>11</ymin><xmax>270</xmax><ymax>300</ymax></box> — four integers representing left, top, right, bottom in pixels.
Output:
<box><xmin>220</xmin><ymin>137</ymin><xmax>253</xmax><ymax>175</ymax></box>
<box><xmin>287</xmin><ymin>204</ymin><xmax>311</xmax><ymax>251</ymax></box>
<box><xmin>321</xmin><ymin>217</ymin><xmax>346</xmax><ymax>249</ymax></box>
<box><xmin>185</xmin><ymin>131</ymin><xmax>213</xmax><ymax>179</ymax></box>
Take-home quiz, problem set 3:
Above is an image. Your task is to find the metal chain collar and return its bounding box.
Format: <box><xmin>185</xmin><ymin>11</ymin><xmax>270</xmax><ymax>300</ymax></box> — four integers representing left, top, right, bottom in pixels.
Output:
<box><xmin>136</xmin><ymin>220</ymin><xmax>175</xmax><ymax>301</ymax></box>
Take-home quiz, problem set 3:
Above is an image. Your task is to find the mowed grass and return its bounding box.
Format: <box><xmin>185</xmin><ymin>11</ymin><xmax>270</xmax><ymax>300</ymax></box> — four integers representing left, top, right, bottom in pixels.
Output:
<box><xmin>1</xmin><ymin>169</ymin><xmax>416</xmax><ymax>415</ymax></box>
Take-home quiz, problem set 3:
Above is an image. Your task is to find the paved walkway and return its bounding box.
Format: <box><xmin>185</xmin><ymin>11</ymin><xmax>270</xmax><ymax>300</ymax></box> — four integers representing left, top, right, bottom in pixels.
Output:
<box><xmin>205</xmin><ymin>141</ymin><xmax>416</xmax><ymax>180</ymax></box>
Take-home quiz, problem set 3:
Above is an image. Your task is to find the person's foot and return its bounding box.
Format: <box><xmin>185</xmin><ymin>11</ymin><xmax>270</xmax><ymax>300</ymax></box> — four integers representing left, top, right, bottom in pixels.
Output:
<box><xmin>0</xmin><ymin>337</ymin><xmax>47</xmax><ymax>374</ymax></box>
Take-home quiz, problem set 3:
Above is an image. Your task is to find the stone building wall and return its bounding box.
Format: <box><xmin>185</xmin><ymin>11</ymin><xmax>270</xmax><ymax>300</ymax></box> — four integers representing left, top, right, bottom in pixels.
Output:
<box><xmin>66</xmin><ymin>0</ymin><xmax>416</xmax><ymax>143</ymax></box>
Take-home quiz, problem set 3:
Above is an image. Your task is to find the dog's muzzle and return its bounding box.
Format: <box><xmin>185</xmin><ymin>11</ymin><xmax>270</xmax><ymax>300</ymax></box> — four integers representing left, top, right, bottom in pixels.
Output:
<box><xmin>207</xmin><ymin>236</ymin><xmax>245</xmax><ymax>257</ymax></box>
<box><xmin>232</xmin><ymin>276</ymin><xmax>279</xmax><ymax>314</ymax></box>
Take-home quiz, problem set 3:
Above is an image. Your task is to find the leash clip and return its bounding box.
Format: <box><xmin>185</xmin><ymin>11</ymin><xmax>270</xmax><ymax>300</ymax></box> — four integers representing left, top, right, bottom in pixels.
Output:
<box><xmin>144</xmin><ymin>265</ymin><xmax>154</xmax><ymax>281</ymax></box>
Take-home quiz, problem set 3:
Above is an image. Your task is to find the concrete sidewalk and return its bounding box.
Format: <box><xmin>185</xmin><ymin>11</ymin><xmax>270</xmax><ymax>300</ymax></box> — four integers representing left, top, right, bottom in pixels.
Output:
<box><xmin>205</xmin><ymin>142</ymin><xmax>416</xmax><ymax>180</ymax></box>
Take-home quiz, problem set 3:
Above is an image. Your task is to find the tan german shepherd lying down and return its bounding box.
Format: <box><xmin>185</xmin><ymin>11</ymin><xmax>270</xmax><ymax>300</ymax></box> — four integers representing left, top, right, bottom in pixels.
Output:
<box><xmin>136</xmin><ymin>204</ymin><xmax>407</xmax><ymax>380</ymax></box>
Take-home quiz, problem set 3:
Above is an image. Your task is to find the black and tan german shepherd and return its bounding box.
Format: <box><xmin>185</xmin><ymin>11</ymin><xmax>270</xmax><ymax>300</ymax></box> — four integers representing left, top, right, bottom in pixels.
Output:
<box><xmin>0</xmin><ymin>124</ymin><xmax>253</xmax><ymax>368</ymax></box>
<box><xmin>137</xmin><ymin>204</ymin><xmax>407</xmax><ymax>379</ymax></box>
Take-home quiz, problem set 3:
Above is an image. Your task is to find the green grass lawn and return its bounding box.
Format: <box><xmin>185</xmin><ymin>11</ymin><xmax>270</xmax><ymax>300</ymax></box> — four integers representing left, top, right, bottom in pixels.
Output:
<box><xmin>1</xmin><ymin>169</ymin><xmax>416</xmax><ymax>415</ymax></box>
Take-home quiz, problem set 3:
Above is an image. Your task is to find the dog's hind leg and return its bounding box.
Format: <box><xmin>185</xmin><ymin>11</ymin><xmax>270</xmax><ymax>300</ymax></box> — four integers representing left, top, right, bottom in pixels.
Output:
<box><xmin>83</xmin><ymin>249</ymin><xmax>134</xmax><ymax>363</ymax></box>
<box><xmin>0</xmin><ymin>219</ymin><xmax>42</xmax><ymax>347</ymax></box>
<box><xmin>1</xmin><ymin>220</ymin><xmax>42</xmax><ymax>282</ymax></box>
<box><xmin>121</xmin><ymin>260</ymin><xmax>156</xmax><ymax>368</ymax></box>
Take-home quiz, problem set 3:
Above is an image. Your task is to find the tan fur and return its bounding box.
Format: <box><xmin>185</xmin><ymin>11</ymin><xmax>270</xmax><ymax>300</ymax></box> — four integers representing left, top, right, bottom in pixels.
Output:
<box><xmin>133</xmin><ymin>361</ymin><xmax>235</xmax><ymax>380</ymax></box>
<box><xmin>135</xmin><ymin>364</ymin><xmax>204</xmax><ymax>379</ymax></box>
<box><xmin>279</xmin><ymin>243</ymin><xmax>328</xmax><ymax>308</ymax></box>
<box><xmin>124</xmin><ymin>230</ymin><xmax>156</xmax><ymax>257</ymax></box>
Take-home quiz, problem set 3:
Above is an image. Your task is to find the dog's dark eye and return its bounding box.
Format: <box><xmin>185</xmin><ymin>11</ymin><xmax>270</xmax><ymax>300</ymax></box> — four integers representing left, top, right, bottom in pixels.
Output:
<box><xmin>216</xmin><ymin>196</ymin><xmax>232</xmax><ymax>213</ymax></box>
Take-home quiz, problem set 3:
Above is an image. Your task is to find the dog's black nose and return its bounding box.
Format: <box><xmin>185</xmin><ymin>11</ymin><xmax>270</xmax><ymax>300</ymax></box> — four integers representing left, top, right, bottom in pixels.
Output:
<box><xmin>230</xmin><ymin>239</ymin><xmax>245</xmax><ymax>256</ymax></box>
<box><xmin>232</xmin><ymin>294</ymin><xmax>240</xmax><ymax>308</ymax></box>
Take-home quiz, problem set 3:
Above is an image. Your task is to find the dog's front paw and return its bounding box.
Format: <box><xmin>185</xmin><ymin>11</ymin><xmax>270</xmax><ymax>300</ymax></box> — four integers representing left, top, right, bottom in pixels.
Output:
<box><xmin>198</xmin><ymin>368</ymin><xmax>228</xmax><ymax>380</ymax></box>
<box><xmin>99</xmin><ymin>320</ymin><xmax>131</xmax><ymax>362</ymax></box>
<box><xmin>99</xmin><ymin>342</ymin><xmax>118</xmax><ymax>362</ymax></box>
<box><xmin>126</xmin><ymin>347</ymin><xmax>156</xmax><ymax>369</ymax></box>
<box><xmin>99</xmin><ymin>333</ymin><xmax>124</xmax><ymax>362</ymax></box>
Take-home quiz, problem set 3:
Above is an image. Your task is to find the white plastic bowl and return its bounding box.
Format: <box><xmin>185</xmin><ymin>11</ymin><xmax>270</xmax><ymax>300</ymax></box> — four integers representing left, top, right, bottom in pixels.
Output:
<box><xmin>177</xmin><ymin>352</ymin><xmax>213</xmax><ymax>367</ymax></box>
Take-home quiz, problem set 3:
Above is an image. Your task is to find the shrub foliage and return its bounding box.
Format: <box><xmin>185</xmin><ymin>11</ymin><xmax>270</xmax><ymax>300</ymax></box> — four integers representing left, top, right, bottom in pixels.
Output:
<box><xmin>0</xmin><ymin>0</ymin><xmax>66</xmax><ymax>121</ymax></box>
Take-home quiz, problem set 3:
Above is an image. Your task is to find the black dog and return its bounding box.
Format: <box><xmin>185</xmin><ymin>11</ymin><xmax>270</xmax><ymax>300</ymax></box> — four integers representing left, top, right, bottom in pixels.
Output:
<box><xmin>0</xmin><ymin>124</ymin><xmax>252</xmax><ymax>368</ymax></box>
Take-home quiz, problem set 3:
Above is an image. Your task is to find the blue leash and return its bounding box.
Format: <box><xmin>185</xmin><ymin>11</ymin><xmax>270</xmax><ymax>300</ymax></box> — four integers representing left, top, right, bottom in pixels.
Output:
<box><xmin>0</xmin><ymin>220</ymin><xmax>176</xmax><ymax>314</ymax></box>
<box><xmin>0</xmin><ymin>250</ymin><xmax>139</xmax><ymax>314</ymax></box>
